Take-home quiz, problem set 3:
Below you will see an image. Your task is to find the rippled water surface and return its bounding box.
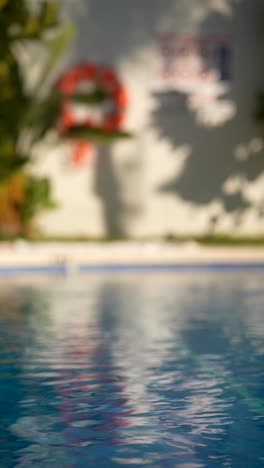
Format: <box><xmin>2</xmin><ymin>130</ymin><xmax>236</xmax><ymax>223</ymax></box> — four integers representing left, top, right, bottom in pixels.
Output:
<box><xmin>0</xmin><ymin>272</ymin><xmax>264</xmax><ymax>467</ymax></box>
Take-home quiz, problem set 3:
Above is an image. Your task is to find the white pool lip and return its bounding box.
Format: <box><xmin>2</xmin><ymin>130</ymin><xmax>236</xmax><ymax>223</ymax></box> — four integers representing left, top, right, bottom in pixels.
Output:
<box><xmin>1</xmin><ymin>241</ymin><xmax>264</xmax><ymax>274</ymax></box>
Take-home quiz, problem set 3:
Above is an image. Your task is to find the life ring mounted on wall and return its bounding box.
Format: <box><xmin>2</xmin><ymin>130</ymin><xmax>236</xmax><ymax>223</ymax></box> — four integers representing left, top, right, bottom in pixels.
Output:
<box><xmin>57</xmin><ymin>63</ymin><xmax>128</xmax><ymax>166</ymax></box>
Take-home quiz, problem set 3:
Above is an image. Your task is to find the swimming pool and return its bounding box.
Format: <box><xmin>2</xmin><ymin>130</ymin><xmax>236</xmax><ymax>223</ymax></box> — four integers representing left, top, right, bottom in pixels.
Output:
<box><xmin>0</xmin><ymin>272</ymin><xmax>263</xmax><ymax>467</ymax></box>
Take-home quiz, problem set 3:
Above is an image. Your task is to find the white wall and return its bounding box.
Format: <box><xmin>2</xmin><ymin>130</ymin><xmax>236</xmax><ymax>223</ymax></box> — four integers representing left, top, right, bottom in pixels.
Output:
<box><xmin>35</xmin><ymin>0</ymin><xmax>264</xmax><ymax>237</ymax></box>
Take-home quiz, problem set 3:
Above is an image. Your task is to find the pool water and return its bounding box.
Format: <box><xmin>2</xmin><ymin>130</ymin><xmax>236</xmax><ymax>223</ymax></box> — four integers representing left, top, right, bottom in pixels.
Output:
<box><xmin>0</xmin><ymin>272</ymin><xmax>263</xmax><ymax>467</ymax></box>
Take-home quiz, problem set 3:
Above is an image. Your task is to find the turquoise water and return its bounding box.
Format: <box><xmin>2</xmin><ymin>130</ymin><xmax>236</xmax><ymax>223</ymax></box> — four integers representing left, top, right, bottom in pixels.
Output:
<box><xmin>0</xmin><ymin>272</ymin><xmax>264</xmax><ymax>467</ymax></box>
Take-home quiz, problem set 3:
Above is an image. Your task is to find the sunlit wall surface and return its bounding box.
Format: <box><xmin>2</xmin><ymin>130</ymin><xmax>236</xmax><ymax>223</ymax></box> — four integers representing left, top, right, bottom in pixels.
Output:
<box><xmin>35</xmin><ymin>0</ymin><xmax>264</xmax><ymax>237</ymax></box>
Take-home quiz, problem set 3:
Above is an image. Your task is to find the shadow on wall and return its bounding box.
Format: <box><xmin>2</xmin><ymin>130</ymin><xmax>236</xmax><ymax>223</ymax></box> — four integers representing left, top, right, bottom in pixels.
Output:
<box><xmin>73</xmin><ymin>0</ymin><xmax>187</xmax><ymax>66</ymax></box>
<box><xmin>72</xmin><ymin>0</ymin><xmax>188</xmax><ymax>236</ymax></box>
<box><xmin>72</xmin><ymin>0</ymin><xmax>264</xmax><ymax>235</ymax></box>
<box><xmin>151</xmin><ymin>2</ymin><xmax>264</xmax><ymax>231</ymax></box>
<box><xmin>93</xmin><ymin>146</ymin><xmax>125</xmax><ymax>237</ymax></box>
<box><xmin>93</xmin><ymin>146</ymin><xmax>142</xmax><ymax>237</ymax></box>
<box><xmin>73</xmin><ymin>0</ymin><xmax>182</xmax><ymax>236</ymax></box>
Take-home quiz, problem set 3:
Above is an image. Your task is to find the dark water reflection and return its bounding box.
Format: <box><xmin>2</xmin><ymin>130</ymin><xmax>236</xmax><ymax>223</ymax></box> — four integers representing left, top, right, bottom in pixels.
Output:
<box><xmin>0</xmin><ymin>273</ymin><xmax>264</xmax><ymax>467</ymax></box>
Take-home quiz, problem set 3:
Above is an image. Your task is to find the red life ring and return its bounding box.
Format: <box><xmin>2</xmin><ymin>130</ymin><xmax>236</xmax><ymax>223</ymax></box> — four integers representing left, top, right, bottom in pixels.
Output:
<box><xmin>57</xmin><ymin>63</ymin><xmax>128</xmax><ymax>166</ymax></box>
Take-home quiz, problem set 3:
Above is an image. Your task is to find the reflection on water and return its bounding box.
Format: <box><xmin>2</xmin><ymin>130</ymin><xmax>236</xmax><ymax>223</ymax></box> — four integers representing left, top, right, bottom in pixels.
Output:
<box><xmin>0</xmin><ymin>273</ymin><xmax>264</xmax><ymax>467</ymax></box>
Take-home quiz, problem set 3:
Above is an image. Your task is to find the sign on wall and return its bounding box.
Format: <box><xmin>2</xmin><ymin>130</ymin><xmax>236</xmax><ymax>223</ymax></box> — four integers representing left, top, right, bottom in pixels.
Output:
<box><xmin>159</xmin><ymin>33</ymin><xmax>232</xmax><ymax>83</ymax></box>
<box><xmin>155</xmin><ymin>33</ymin><xmax>233</xmax><ymax>120</ymax></box>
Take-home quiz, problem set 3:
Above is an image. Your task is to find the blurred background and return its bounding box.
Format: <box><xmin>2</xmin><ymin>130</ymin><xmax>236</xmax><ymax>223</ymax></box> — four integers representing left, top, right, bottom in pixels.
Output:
<box><xmin>0</xmin><ymin>0</ymin><xmax>264</xmax><ymax>241</ymax></box>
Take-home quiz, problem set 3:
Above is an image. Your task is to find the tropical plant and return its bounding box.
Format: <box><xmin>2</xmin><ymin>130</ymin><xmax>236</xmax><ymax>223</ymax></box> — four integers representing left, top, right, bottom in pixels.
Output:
<box><xmin>0</xmin><ymin>0</ymin><xmax>130</xmax><ymax>237</ymax></box>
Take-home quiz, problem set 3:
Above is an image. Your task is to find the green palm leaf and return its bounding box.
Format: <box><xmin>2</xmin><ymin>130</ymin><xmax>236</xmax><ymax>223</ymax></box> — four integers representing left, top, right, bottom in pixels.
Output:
<box><xmin>65</xmin><ymin>125</ymin><xmax>132</xmax><ymax>142</ymax></box>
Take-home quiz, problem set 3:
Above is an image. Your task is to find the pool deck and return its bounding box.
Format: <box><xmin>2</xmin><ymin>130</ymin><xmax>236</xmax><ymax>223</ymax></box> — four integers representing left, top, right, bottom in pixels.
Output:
<box><xmin>1</xmin><ymin>241</ymin><xmax>264</xmax><ymax>274</ymax></box>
